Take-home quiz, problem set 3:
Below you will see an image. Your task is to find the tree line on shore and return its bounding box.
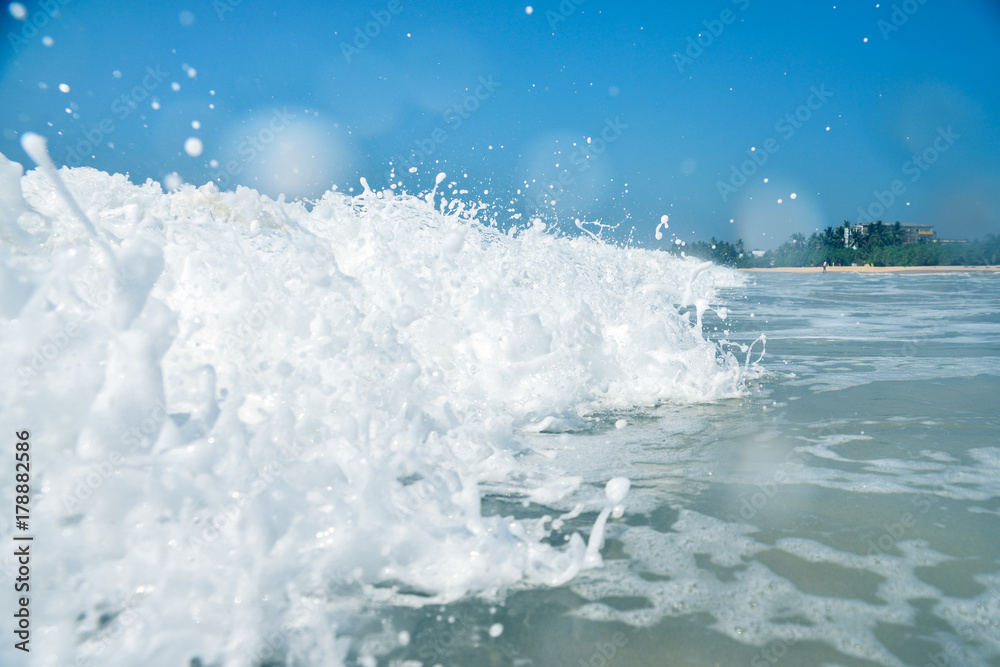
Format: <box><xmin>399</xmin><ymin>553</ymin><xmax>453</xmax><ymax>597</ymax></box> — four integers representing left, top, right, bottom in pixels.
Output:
<box><xmin>668</xmin><ymin>221</ymin><xmax>1000</xmax><ymax>268</ymax></box>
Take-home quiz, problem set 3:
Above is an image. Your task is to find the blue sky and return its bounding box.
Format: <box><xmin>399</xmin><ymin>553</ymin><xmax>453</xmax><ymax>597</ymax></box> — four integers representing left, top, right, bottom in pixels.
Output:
<box><xmin>2</xmin><ymin>0</ymin><xmax>999</xmax><ymax>247</ymax></box>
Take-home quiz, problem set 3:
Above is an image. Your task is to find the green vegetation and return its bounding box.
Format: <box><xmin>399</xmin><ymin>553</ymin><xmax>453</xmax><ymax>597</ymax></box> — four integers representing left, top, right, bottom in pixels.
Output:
<box><xmin>668</xmin><ymin>221</ymin><xmax>1000</xmax><ymax>268</ymax></box>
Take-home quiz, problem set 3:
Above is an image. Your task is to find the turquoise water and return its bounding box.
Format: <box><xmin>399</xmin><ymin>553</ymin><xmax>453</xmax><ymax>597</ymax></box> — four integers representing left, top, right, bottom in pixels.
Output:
<box><xmin>357</xmin><ymin>272</ymin><xmax>1000</xmax><ymax>667</ymax></box>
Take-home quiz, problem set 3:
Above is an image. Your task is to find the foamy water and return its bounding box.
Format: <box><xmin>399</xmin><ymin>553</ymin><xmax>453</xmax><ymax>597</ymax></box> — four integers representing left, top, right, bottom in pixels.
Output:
<box><xmin>0</xmin><ymin>140</ymin><xmax>753</xmax><ymax>666</ymax></box>
<box><xmin>542</xmin><ymin>272</ymin><xmax>1000</xmax><ymax>667</ymax></box>
<box><xmin>309</xmin><ymin>272</ymin><xmax>998</xmax><ymax>667</ymax></box>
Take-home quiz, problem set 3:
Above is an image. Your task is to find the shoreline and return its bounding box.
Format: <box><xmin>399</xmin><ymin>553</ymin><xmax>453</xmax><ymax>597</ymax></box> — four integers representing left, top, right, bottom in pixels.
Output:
<box><xmin>739</xmin><ymin>265</ymin><xmax>1000</xmax><ymax>274</ymax></box>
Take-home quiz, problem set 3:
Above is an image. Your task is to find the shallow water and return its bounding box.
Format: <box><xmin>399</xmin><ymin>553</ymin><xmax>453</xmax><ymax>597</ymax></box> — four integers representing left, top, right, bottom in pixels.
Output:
<box><xmin>362</xmin><ymin>272</ymin><xmax>1000</xmax><ymax>667</ymax></box>
<box><xmin>1</xmin><ymin>155</ymin><xmax>998</xmax><ymax>666</ymax></box>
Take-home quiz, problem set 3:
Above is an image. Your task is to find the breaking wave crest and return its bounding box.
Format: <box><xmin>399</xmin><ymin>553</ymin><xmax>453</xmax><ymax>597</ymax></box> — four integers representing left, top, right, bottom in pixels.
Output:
<box><xmin>0</xmin><ymin>144</ymin><xmax>754</xmax><ymax>665</ymax></box>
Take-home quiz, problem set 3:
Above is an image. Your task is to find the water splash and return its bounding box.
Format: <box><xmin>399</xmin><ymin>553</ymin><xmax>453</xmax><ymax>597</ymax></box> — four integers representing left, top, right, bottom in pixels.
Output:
<box><xmin>0</xmin><ymin>147</ymin><xmax>753</xmax><ymax>665</ymax></box>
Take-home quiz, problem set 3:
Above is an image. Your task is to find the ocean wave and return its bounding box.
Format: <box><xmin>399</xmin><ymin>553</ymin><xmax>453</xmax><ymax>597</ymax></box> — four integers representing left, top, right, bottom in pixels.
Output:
<box><xmin>0</xmin><ymin>140</ymin><xmax>752</xmax><ymax>665</ymax></box>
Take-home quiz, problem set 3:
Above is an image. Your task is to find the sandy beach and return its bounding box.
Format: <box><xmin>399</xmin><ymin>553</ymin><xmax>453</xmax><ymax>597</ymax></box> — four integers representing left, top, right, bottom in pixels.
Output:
<box><xmin>740</xmin><ymin>265</ymin><xmax>1000</xmax><ymax>274</ymax></box>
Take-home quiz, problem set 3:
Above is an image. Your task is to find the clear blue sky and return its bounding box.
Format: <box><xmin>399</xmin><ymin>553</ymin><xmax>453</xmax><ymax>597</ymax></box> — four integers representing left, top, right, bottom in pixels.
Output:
<box><xmin>2</xmin><ymin>0</ymin><xmax>999</xmax><ymax>247</ymax></box>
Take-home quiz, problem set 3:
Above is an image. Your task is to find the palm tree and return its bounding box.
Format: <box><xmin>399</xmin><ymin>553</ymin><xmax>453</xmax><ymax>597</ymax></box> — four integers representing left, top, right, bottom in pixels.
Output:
<box><xmin>861</xmin><ymin>222</ymin><xmax>888</xmax><ymax>250</ymax></box>
<box><xmin>822</xmin><ymin>226</ymin><xmax>840</xmax><ymax>249</ymax></box>
<box><xmin>888</xmin><ymin>222</ymin><xmax>903</xmax><ymax>246</ymax></box>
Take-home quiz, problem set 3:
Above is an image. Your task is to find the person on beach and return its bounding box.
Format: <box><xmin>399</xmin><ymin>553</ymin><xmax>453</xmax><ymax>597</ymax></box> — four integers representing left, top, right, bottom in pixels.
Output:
<box><xmin>823</xmin><ymin>261</ymin><xmax>828</xmax><ymax>272</ymax></box>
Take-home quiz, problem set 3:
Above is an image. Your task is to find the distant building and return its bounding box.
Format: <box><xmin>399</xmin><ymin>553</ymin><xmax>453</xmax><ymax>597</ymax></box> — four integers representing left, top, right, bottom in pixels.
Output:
<box><xmin>846</xmin><ymin>222</ymin><xmax>935</xmax><ymax>246</ymax></box>
<box><xmin>751</xmin><ymin>249</ymin><xmax>766</xmax><ymax>258</ymax></box>
<box><xmin>898</xmin><ymin>223</ymin><xmax>936</xmax><ymax>243</ymax></box>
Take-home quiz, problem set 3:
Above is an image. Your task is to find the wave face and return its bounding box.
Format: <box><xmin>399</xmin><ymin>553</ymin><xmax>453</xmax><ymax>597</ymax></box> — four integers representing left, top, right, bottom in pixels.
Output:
<box><xmin>0</xmin><ymin>153</ymin><xmax>749</xmax><ymax>665</ymax></box>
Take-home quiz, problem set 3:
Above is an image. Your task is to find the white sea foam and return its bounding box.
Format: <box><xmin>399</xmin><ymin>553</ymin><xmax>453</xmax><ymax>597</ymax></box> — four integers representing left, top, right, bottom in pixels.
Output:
<box><xmin>570</xmin><ymin>511</ymin><xmax>956</xmax><ymax>665</ymax></box>
<box><xmin>0</xmin><ymin>147</ymin><xmax>750</xmax><ymax>665</ymax></box>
